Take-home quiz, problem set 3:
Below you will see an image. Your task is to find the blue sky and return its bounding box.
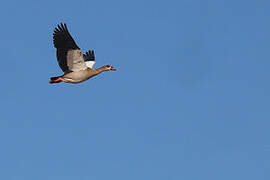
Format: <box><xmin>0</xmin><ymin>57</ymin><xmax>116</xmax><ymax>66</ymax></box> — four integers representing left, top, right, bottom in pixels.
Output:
<box><xmin>0</xmin><ymin>0</ymin><xmax>269</xmax><ymax>179</ymax></box>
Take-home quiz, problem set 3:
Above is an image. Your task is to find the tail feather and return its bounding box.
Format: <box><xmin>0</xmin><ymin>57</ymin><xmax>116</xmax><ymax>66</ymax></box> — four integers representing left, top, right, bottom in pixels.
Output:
<box><xmin>49</xmin><ymin>76</ymin><xmax>62</xmax><ymax>84</ymax></box>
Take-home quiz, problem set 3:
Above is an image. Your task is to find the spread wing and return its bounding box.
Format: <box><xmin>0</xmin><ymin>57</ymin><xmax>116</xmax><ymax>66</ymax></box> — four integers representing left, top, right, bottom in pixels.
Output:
<box><xmin>53</xmin><ymin>23</ymin><xmax>87</xmax><ymax>72</ymax></box>
<box><xmin>83</xmin><ymin>50</ymin><xmax>96</xmax><ymax>68</ymax></box>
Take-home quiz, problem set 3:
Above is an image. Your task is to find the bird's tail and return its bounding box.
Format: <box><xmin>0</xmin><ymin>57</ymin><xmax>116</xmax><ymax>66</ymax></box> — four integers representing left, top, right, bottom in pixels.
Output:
<box><xmin>49</xmin><ymin>76</ymin><xmax>62</xmax><ymax>84</ymax></box>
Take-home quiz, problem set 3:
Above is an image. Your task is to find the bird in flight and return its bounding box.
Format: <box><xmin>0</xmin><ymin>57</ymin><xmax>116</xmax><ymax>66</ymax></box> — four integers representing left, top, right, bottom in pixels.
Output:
<box><xmin>49</xmin><ymin>23</ymin><xmax>116</xmax><ymax>84</ymax></box>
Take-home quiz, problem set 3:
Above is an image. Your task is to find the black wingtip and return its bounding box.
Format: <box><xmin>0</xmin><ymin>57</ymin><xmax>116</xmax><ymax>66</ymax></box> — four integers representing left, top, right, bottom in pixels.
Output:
<box><xmin>83</xmin><ymin>50</ymin><xmax>95</xmax><ymax>61</ymax></box>
<box><xmin>55</xmin><ymin>23</ymin><xmax>67</xmax><ymax>30</ymax></box>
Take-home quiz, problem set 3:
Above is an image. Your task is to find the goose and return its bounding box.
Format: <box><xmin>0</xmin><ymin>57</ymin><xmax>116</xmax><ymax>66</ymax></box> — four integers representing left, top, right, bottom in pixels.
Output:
<box><xmin>49</xmin><ymin>23</ymin><xmax>116</xmax><ymax>84</ymax></box>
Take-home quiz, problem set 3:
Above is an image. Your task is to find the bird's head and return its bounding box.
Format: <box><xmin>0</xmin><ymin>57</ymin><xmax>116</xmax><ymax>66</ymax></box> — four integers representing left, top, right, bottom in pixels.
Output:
<box><xmin>103</xmin><ymin>65</ymin><xmax>116</xmax><ymax>71</ymax></box>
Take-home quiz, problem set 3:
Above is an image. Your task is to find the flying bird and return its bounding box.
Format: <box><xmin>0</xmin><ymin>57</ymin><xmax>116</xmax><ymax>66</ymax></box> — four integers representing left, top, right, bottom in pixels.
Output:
<box><xmin>49</xmin><ymin>23</ymin><xmax>116</xmax><ymax>84</ymax></box>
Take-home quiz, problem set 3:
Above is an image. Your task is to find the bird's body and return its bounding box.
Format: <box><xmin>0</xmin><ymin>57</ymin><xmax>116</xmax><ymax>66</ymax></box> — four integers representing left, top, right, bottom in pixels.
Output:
<box><xmin>61</xmin><ymin>68</ymin><xmax>100</xmax><ymax>83</ymax></box>
<box><xmin>50</xmin><ymin>23</ymin><xmax>116</xmax><ymax>84</ymax></box>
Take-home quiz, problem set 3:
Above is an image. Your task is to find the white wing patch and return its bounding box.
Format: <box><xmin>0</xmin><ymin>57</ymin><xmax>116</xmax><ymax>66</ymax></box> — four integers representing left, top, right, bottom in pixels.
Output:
<box><xmin>85</xmin><ymin>61</ymin><xmax>96</xmax><ymax>68</ymax></box>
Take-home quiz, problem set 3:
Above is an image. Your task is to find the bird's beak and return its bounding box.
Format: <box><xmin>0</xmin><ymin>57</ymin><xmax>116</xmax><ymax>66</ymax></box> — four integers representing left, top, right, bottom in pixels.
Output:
<box><xmin>111</xmin><ymin>67</ymin><xmax>117</xmax><ymax>71</ymax></box>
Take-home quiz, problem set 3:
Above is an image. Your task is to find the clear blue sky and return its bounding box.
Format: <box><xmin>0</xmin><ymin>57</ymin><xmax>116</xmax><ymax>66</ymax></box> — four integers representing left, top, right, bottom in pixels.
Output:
<box><xmin>0</xmin><ymin>0</ymin><xmax>269</xmax><ymax>179</ymax></box>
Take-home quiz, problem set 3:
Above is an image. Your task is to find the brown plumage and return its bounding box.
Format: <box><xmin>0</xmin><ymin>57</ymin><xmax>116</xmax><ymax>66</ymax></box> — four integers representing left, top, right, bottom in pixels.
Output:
<box><xmin>50</xmin><ymin>23</ymin><xmax>116</xmax><ymax>84</ymax></box>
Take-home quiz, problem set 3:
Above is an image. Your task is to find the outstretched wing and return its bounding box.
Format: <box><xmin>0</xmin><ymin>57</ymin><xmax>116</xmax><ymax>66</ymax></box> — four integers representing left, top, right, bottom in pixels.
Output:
<box><xmin>53</xmin><ymin>23</ymin><xmax>87</xmax><ymax>72</ymax></box>
<box><xmin>83</xmin><ymin>50</ymin><xmax>96</xmax><ymax>68</ymax></box>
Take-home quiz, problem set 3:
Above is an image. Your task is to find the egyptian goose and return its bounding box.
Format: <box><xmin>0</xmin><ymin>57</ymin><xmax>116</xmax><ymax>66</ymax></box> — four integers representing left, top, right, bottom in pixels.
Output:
<box><xmin>49</xmin><ymin>23</ymin><xmax>116</xmax><ymax>84</ymax></box>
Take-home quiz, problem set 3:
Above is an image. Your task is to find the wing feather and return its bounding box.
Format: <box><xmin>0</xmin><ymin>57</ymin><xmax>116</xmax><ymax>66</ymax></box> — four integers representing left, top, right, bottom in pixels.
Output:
<box><xmin>83</xmin><ymin>50</ymin><xmax>96</xmax><ymax>68</ymax></box>
<box><xmin>53</xmin><ymin>23</ymin><xmax>86</xmax><ymax>72</ymax></box>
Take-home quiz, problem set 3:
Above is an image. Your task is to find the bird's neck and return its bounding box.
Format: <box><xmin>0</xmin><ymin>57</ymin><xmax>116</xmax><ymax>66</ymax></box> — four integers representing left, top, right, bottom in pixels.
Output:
<box><xmin>96</xmin><ymin>66</ymin><xmax>107</xmax><ymax>74</ymax></box>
